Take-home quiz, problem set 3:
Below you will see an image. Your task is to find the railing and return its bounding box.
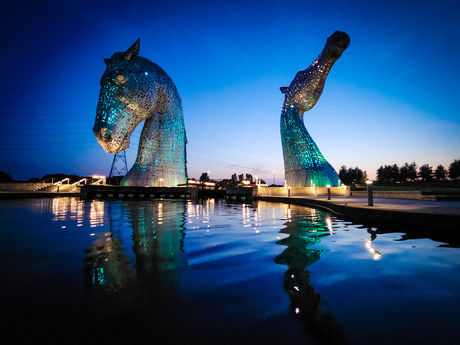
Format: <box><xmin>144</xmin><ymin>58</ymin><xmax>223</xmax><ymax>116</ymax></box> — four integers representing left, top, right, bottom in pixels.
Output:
<box><xmin>91</xmin><ymin>176</ymin><xmax>106</xmax><ymax>185</ymax></box>
<box><xmin>33</xmin><ymin>176</ymin><xmax>106</xmax><ymax>192</ymax></box>
<box><xmin>34</xmin><ymin>178</ymin><xmax>71</xmax><ymax>192</ymax></box>
<box><xmin>72</xmin><ymin>178</ymin><xmax>87</xmax><ymax>186</ymax></box>
<box><xmin>52</xmin><ymin>178</ymin><xmax>70</xmax><ymax>192</ymax></box>
<box><xmin>33</xmin><ymin>178</ymin><xmax>55</xmax><ymax>191</ymax></box>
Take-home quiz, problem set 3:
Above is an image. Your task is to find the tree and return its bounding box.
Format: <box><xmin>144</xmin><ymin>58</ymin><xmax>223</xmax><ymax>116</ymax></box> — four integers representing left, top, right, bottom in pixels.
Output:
<box><xmin>418</xmin><ymin>164</ymin><xmax>433</xmax><ymax>181</ymax></box>
<box><xmin>199</xmin><ymin>172</ymin><xmax>210</xmax><ymax>181</ymax></box>
<box><xmin>0</xmin><ymin>171</ymin><xmax>13</xmax><ymax>182</ymax></box>
<box><xmin>449</xmin><ymin>159</ymin><xmax>460</xmax><ymax>180</ymax></box>
<box><xmin>407</xmin><ymin>162</ymin><xmax>418</xmax><ymax>181</ymax></box>
<box><xmin>231</xmin><ymin>173</ymin><xmax>238</xmax><ymax>182</ymax></box>
<box><xmin>399</xmin><ymin>163</ymin><xmax>410</xmax><ymax>183</ymax></box>
<box><xmin>376</xmin><ymin>164</ymin><xmax>399</xmax><ymax>182</ymax></box>
<box><xmin>434</xmin><ymin>165</ymin><xmax>447</xmax><ymax>180</ymax></box>
<box><xmin>245</xmin><ymin>173</ymin><xmax>253</xmax><ymax>182</ymax></box>
<box><xmin>339</xmin><ymin>165</ymin><xmax>367</xmax><ymax>185</ymax></box>
<box><xmin>398</xmin><ymin>162</ymin><xmax>417</xmax><ymax>183</ymax></box>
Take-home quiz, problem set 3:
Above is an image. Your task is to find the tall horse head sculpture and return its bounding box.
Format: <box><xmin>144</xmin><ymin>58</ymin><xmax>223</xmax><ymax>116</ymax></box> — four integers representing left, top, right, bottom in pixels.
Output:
<box><xmin>93</xmin><ymin>39</ymin><xmax>187</xmax><ymax>187</ymax></box>
<box><xmin>280</xmin><ymin>31</ymin><xmax>350</xmax><ymax>187</ymax></box>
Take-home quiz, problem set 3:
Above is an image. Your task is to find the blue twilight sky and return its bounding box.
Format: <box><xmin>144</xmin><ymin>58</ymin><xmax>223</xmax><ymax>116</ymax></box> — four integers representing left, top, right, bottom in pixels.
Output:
<box><xmin>1</xmin><ymin>0</ymin><xmax>459</xmax><ymax>183</ymax></box>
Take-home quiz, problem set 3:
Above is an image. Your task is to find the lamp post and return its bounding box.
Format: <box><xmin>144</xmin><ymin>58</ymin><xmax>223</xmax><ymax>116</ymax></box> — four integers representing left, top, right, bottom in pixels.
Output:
<box><xmin>288</xmin><ymin>186</ymin><xmax>291</xmax><ymax>197</ymax></box>
<box><xmin>366</xmin><ymin>180</ymin><xmax>374</xmax><ymax>206</ymax></box>
<box><xmin>326</xmin><ymin>184</ymin><xmax>331</xmax><ymax>200</ymax></box>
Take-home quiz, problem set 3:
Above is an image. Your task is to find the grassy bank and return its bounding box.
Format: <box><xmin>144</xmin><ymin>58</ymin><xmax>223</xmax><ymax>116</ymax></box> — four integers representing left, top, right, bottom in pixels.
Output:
<box><xmin>354</xmin><ymin>180</ymin><xmax>460</xmax><ymax>194</ymax></box>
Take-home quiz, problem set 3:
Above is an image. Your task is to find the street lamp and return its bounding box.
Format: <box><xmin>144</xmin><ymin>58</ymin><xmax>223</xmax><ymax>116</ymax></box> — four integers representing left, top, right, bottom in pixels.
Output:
<box><xmin>366</xmin><ymin>180</ymin><xmax>374</xmax><ymax>206</ymax></box>
<box><xmin>326</xmin><ymin>184</ymin><xmax>331</xmax><ymax>200</ymax></box>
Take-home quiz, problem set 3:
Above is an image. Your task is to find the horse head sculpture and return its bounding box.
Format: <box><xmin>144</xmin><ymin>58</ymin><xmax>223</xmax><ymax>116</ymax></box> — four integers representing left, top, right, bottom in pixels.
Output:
<box><xmin>280</xmin><ymin>31</ymin><xmax>350</xmax><ymax>187</ymax></box>
<box><xmin>94</xmin><ymin>39</ymin><xmax>187</xmax><ymax>187</ymax></box>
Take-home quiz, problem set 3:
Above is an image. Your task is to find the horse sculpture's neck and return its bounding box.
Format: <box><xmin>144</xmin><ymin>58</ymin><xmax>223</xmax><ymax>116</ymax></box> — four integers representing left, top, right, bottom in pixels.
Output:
<box><xmin>94</xmin><ymin>39</ymin><xmax>187</xmax><ymax>187</ymax></box>
<box><xmin>128</xmin><ymin>83</ymin><xmax>187</xmax><ymax>187</ymax></box>
<box><xmin>280</xmin><ymin>31</ymin><xmax>350</xmax><ymax>187</ymax></box>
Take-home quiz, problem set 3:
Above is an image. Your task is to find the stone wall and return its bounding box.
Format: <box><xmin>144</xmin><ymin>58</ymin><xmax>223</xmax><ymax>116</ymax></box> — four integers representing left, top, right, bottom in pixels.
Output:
<box><xmin>255</xmin><ymin>186</ymin><xmax>348</xmax><ymax>197</ymax></box>
<box><xmin>0</xmin><ymin>182</ymin><xmax>41</xmax><ymax>191</ymax></box>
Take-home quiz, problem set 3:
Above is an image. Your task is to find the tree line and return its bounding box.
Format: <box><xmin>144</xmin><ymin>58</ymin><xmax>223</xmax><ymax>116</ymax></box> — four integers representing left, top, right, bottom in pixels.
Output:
<box><xmin>339</xmin><ymin>159</ymin><xmax>460</xmax><ymax>185</ymax></box>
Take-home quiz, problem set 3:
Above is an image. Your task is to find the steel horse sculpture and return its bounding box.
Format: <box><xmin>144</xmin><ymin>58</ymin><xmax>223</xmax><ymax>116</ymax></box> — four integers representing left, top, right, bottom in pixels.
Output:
<box><xmin>280</xmin><ymin>31</ymin><xmax>350</xmax><ymax>187</ymax></box>
<box><xmin>94</xmin><ymin>39</ymin><xmax>187</xmax><ymax>187</ymax></box>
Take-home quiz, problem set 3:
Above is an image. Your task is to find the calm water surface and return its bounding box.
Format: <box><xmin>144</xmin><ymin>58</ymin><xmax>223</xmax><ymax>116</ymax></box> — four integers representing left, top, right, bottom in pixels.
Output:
<box><xmin>1</xmin><ymin>197</ymin><xmax>459</xmax><ymax>344</ymax></box>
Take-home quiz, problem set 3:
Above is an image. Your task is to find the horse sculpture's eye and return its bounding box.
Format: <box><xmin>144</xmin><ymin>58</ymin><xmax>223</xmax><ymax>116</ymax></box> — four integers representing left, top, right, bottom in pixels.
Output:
<box><xmin>116</xmin><ymin>75</ymin><xmax>126</xmax><ymax>84</ymax></box>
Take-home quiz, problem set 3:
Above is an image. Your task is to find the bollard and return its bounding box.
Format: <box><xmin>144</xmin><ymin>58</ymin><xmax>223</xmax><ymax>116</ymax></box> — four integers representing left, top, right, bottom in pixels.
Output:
<box><xmin>326</xmin><ymin>184</ymin><xmax>331</xmax><ymax>200</ymax></box>
<box><xmin>366</xmin><ymin>180</ymin><xmax>374</xmax><ymax>206</ymax></box>
<box><xmin>288</xmin><ymin>186</ymin><xmax>291</xmax><ymax>197</ymax></box>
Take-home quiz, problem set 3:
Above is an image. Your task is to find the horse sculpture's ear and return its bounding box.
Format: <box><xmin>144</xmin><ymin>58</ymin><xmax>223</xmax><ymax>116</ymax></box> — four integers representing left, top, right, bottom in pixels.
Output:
<box><xmin>124</xmin><ymin>38</ymin><xmax>140</xmax><ymax>61</ymax></box>
<box><xmin>104</xmin><ymin>58</ymin><xmax>110</xmax><ymax>66</ymax></box>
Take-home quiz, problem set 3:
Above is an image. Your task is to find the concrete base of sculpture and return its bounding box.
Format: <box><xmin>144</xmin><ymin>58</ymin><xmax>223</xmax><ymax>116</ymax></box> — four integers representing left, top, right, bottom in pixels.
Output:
<box><xmin>285</xmin><ymin>166</ymin><xmax>341</xmax><ymax>188</ymax></box>
<box><xmin>120</xmin><ymin>170</ymin><xmax>185</xmax><ymax>187</ymax></box>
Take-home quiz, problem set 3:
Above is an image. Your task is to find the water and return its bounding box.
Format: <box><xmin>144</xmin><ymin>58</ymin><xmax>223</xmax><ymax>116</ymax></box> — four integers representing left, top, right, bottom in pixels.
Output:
<box><xmin>1</xmin><ymin>197</ymin><xmax>459</xmax><ymax>344</ymax></box>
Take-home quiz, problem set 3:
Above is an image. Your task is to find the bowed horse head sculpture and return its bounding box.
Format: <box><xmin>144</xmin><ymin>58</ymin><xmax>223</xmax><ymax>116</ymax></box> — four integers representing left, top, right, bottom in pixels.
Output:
<box><xmin>280</xmin><ymin>31</ymin><xmax>350</xmax><ymax>187</ymax></box>
<box><xmin>93</xmin><ymin>39</ymin><xmax>187</xmax><ymax>187</ymax></box>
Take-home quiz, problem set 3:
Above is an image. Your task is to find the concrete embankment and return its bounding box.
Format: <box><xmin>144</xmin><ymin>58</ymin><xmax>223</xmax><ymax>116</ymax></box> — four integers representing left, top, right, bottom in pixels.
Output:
<box><xmin>0</xmin><ymin>191</ymin><xmax>77</xmax><ymax>199</ymax></box>
<box><xmin>79</xmin><ymin>185</ymin><xmax>198</xmax><ymax>200</ymax></box>
<box><xmin>254</xmin><ymin>194</ymin><xmax>460</xmax><ymax>231</ymax></box>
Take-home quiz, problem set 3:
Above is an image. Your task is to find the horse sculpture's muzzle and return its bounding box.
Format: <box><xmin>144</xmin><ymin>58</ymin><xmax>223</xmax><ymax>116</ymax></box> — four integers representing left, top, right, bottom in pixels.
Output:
<box><xmin>93</xmin><ymin>126</ymin><xmax>128</xmax><ymax>154</ymax></box>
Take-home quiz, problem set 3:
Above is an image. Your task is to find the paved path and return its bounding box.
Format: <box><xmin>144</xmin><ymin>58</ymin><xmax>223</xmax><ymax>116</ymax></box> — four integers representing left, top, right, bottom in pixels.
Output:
<box><xmin>296</xmin><ymin>195</ymin><xmax>460</xmax><ymax>216</ymax></box>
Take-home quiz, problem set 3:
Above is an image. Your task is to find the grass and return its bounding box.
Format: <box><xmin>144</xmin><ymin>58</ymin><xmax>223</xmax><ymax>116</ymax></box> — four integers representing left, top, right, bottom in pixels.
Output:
<box><xmin>354</xmin><ymin>180</ymin><xmax>460</xmax><ymax>194</ymax></box>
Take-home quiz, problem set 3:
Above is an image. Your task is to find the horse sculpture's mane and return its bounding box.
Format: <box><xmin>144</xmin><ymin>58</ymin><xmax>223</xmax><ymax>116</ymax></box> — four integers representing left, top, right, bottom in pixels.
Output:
<box><xmin>280</xmin><ymin>31</ymin><xmax>350</xmax><ymax>187</ymax></box>
<box><xmin>93</xmin><ymin>39</ymin><xmax>187</xmax><ymax>187</ymax></box>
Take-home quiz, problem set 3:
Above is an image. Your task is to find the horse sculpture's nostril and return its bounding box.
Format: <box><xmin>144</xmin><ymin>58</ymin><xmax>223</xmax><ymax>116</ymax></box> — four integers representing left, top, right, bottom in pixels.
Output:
<box><xmin>100</xmin><ymin>128</ymin><xmax>112</xmax><ymax>141</ymax></box>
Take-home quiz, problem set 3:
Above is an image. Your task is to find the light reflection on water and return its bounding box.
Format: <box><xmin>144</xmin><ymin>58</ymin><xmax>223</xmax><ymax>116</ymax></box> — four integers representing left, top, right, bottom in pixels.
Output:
<box><xmin>0</xmin><ymin>197</ymin><xmax>459</xmax><ymax>345</ymax></box>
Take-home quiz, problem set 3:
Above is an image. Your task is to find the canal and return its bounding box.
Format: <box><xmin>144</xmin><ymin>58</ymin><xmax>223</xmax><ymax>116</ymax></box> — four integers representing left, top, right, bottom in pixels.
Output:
<box><xmin>1</xmin><ymin>197</ymin><xmax>459</xmax><ymax>344</ymax></box>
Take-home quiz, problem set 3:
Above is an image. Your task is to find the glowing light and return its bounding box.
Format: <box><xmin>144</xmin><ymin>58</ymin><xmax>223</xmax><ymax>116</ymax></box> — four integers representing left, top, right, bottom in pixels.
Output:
<box><xmin>326</xmin><ymin>217</ymin><xmax>333</xmax><ymax>234</ymax></box>
<box><xmin>365</xmin><ymin>240</ymin><xmax>382</xmax><ymax>260</ymax></box>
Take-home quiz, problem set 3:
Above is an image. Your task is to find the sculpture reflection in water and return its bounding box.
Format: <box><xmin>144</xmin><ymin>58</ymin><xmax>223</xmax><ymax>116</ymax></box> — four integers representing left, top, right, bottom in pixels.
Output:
<box><xmin>83</xmin><ymin>200</ymin><xmax>186</xmax><ymax>325</ymax></box>
<box><xmin>275</xmin><ymin>205</ymin><xmax>350</xmax><ymax>345</ymax></box>
<box><xmin>129</xmin><ymin>200</ymin><xmax>186</xmax><ymax>298</ymax></box>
